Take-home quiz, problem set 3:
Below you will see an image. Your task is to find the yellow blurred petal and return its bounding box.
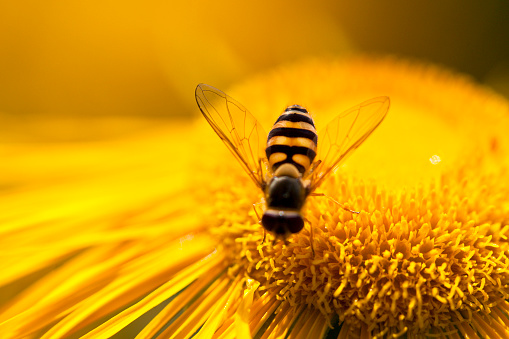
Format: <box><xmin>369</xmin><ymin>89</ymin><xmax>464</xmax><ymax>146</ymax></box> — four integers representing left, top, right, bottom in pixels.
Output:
<box><xmin>285</xmin><ymin>308</ymin><xmax>321</xmax><ymax>339</ymax></box>
<box><xmin>136</xmin><ymin>262</ymin><xmax>227</xmax><ymax>339</ymax></box>
<box><xmin>234</xmin><ymin>279</ymin><xmax>260</xmax><ymax>339</ymax></box>
<box><xmin>248</xmin><ymin>291</ymin><xmax>281</xmax><ymax>335</ymax></box>
<box><xmin>194</xmin><ymin>278</ymin><xmax>244</xmax><ymax>339</ymax></box>
<box><xmin>259</xmin><ymin>303</ymin><xmax>303</xmax><ymax>339</ymax></box>
<box><xmin>155</xmin><ymin>276</ymin><xmax>231</xmax><ymax>339</ymax></box>
<box><xmin>62</xmin><ymin>241</ymin><xmax>219</xmax><ymax>339</ymax></box>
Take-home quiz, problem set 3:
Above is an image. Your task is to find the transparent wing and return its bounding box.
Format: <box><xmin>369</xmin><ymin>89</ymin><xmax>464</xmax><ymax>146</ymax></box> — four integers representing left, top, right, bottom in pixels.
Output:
<box><xmin>195</xmin><ymin>83</ymin><xmax>269</xmax><ymax>189</ymax></box>
<box><xmin>309</xmin><ymin>96</ymin><xmax>390</xmax><ymax>192</ymax></box>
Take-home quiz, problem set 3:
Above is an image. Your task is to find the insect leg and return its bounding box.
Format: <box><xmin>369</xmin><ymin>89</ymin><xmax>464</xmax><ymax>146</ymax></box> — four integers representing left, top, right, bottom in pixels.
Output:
<box><xmin>303</xmin><ymin>160</ymin><xmax>322</xmax><ymax>182</ymax></box>
<box><xmin>309</xmin><ymin>192</ymin><xmax>360</xmax><ymax>214</ymax></box>
<box><xmin>252</xmin><ymin>203</ymin><xmax>263</xmax><ymax>224</ymax></box>
<box><xmin>308</xmin><ymin>160</ymin><xmax>322</xmax><ymax>175</ymax></box>
<box><xmin>253</xmin><ymin>201</ymin><xmax>267</xmax><ymax>245</ymax></box>
<box><xmin>303</xmin><ymin>217</ymin><xmax>315</xmax><ymax>257</ymax></box>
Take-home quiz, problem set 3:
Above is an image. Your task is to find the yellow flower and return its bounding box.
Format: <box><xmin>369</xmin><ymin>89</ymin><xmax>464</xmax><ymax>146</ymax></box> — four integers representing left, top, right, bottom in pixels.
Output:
<box><xmin>1</xmin><ymin>57</ymin><xmax>509</xmax><ymax>338</ymax></box>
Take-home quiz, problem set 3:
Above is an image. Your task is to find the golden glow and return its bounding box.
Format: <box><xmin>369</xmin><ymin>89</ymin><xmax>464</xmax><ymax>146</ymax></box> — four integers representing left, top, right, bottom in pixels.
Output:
<box><xmin>0</xmin><ymin>1</ymin><xmax>351</xmax><ymax>118</ymax></box>
<box><xmin>0</xmin><ymin>57</ymin><xmax>508</xmax><ymax>338</ymax></box>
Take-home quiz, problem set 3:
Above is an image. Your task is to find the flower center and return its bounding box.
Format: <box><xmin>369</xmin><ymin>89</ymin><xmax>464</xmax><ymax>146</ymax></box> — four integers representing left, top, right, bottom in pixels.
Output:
<box><xmin>208</xmin><ymin>164</ymin><xmax>509</xmax><ymax>336</ymax></box>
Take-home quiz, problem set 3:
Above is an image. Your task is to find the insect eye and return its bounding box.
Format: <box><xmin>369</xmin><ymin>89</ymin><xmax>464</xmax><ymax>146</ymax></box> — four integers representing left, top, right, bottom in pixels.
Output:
<box><xmin>287</xmin><ymin>215</ymin><xmax>304</xmax><ymax>234</ymax></box>
<box><xmin>261</xmin><ymin>212</ymin><xmax>304</xmax><ymax>235</ymax></box>
<box><xmin>261</xmin><ymin>213</ymin><xmax>280</xmax><ymax>234</ymax></box>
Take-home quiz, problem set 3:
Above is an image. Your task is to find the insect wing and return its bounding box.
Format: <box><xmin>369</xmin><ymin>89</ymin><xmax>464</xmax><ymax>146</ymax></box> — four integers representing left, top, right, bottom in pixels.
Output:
<box><xmin>309</xmin><ymin>96</ymin><xmax>390</xmax><ymax>192</ymax></box>
<box><xmin>195</xmin><ymin>83</ymin><xmax>269</xmax><ymax>188</ymax></box>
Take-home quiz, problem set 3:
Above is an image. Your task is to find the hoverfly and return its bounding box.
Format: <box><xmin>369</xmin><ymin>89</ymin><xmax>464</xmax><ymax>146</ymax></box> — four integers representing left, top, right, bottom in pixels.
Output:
<box><xmin>195</xmin><ymin>83</ymin><xmax>389</xmax><ymax>245</ymax></box>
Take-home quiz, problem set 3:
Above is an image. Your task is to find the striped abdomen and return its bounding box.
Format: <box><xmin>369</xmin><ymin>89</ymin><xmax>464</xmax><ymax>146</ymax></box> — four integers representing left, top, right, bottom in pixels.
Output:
<box><xmin>265</xmin><ymin>105</ymin><xmax>317</xmax><ymax>175</ymax></box>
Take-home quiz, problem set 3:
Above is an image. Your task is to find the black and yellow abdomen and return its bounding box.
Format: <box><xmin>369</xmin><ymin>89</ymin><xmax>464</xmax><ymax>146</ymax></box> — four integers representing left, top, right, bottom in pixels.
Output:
<box><xmin>265</xmin><ymin>105</ymin><xmax>317</xmax><ymax>175</ymax></box>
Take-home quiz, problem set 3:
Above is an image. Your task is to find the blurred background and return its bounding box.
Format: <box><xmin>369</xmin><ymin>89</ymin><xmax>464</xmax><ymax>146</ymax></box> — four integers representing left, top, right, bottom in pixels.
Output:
<box><xmin>1</xmin><ymin>0</ymin><xmax>508</xmax><ymax>141</ymax></box>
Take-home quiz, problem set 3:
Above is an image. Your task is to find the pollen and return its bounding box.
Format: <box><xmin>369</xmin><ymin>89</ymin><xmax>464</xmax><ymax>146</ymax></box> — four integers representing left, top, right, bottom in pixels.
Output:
<box><xmin>199</xmin><ymin>57</ymin><xmax>509</xmax><ymax>337</ymax></box>
<box><xmin>211</xmin><ymin>163</ymin><xmax>509</xmax><ymax>336</ymax></box>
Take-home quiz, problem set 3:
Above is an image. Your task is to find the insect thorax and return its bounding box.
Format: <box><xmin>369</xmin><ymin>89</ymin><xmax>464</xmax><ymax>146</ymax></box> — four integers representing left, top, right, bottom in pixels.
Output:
<box><xmin>265</xmin><ymin>176</ymin><xmax>306</xmax><ymax>210</ymax></box>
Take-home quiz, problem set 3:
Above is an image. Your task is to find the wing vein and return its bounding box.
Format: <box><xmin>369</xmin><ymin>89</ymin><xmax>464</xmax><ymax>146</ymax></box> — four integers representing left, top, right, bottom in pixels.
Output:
<box><xmin>310</xmin><ymin>97</ymin><xmax>390</xmax><ymax>191</ymax></box>
<box><xmin>195</xmin><ymin>84</ymin><xmax>270</xmax><ymax>189</ymax></box>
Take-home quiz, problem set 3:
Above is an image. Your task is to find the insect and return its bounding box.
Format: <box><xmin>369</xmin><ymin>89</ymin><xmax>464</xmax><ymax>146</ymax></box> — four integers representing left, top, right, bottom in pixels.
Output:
<box><xmin>195</xmin><ymin>83</ymin><xmax>390</xmax><ymax>246</ymax></box>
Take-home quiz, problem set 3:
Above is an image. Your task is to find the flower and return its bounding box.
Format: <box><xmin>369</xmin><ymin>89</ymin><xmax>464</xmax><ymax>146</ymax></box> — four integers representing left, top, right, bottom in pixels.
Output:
<box><xmin>1</xmin><ymin>57</ymin><xmax>509</xmax><ymax>338</ymax></box>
